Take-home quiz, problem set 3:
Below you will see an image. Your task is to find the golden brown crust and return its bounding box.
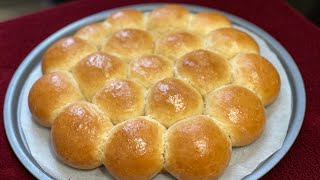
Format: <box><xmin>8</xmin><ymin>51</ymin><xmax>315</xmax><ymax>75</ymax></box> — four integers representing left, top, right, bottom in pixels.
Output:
<box><xmin>74</xmin><ymin>23</ymin><xmax>111</xmax><ymax>49</ymax></box>
<box><xmin>147</xmin><ymin>4</ymin><xmax>190</xmax><ymax>38</ymax></box>
<box><xmin>129</xmin><ymin>54</ymin><xmax>173</xmax><ymax>88</ymax></box>
<box><xmin>176</xmin><ymin>49</ymin><xmax>232</xmax><ymax>95</ymax></box>
<box><xmin>206</xmin><ymin>28</ymin><xmax>259</xmax><ymax>59</ymax></box>
<box><xmin>205</xmin><ymin>85</ymin><xmax>266</xmax><ymax>147</ymax></box>
<box><xmin>30</xmin><ymin>5</ymin><xmax>283</xmax><ymax>179</ymax></box>
<box><xmin>42</xmin><ymin>36</ymin><xmax>97</xmax><ymax>73</ymax></box>
<box><xmin>189</xmin><ymin>12</ymin><xmax>232</xmax><ymax>35</ymax></box>
<box><xmin>103</xmin><ymin>116</ymin><xmax>166</xmax><ymax>180</ymax></box>
<box><xmin>155</xmin><ymin>32</ymin><xmax>203</xmax><ymax>60</ymax></box>
<box><xmin>146</xmin><ymin>78</ymin><xmax>203</xmax><ymax>127</ymax></box>
<box><xmin>28</xmin><ymin>71</ymin><xmax>84</xmax><ymax>127</ymax></box>
<box><xmin>72</xmin><ymin>52</ymin><xmax>127</xmax><ymax>101</ymax></box>
<box><xmin>106</xmin><ymin>9</ymin><xmax>145</xmax><ymax>31</ymax></box>
<box><xmin>92</xmin><ymin>79</ymin><xmax>146</xmax><ymax>124</ymax></box>
<box><xmin>230</xmin><ymin>53</ymin><xmax>281</xmax><ymax>106</ymax></box>
<box><xmin>51</xmin><ymin>101</ymin><xmax>113</xmax><ymax>169</ymax></box>
<box><xmin>102</xmin><ymin>28</ymin><xmax>153</xmax><ymax>61</ymax></box>
<box><xmin>165</xmin><ymin>115</ymin><xmax>231</xmax><ymax>180</ymax></box>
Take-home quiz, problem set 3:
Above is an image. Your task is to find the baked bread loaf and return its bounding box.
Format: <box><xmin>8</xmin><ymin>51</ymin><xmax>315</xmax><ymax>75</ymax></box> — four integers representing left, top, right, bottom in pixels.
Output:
<box><xmin>72</xmin><ymin>52</ymin><xmax>127</xmax><ymax>101</ymax></box>
<box><xmin>165</xmin><ymin>115</ymin><xmax>231</xmax><ymax>180</ymax></box>
<box><xmin>146</xmin><ymin>78</ymin><xmax>203</xmax><ymax>127</ymax></box>
<box><xmin>28</xmin><ymin>71</ymin><xmax>84</xmax><ymax>127</ymax></box>
<box><xmin>206</xmin><ymin>28</ymin><xmax>260</xmax><ymax>59</ymax></box>
<box><xmin>129</xmin><ymin>54</ymin><xmax>173</xmax><ymax>88</ymax></box>
<box><xmin>101</xmin><ymin>28</ymin><xmax>153</xmax><ymax>61</ymax></box>
<box><xmin>28</xmin><ymin>4</ymin><xmax>281</xmax><ymax>179</ymax></box>
<box><xmin>176</xmin><ymin>49</ymin><xmax>231</xmax><ymax>95</ymax></box>
<box><xmin>230</xmin><ymin>53</ymin><xmax>281</xmax><ymax>106</ymax></box>
<box><xmin>189</xmin><ymin>12</ymin><xmax>232</xmax><ymax>35</ymax></box>
<box><xmin>51</xmin><ymin>101</ymin><xmax>113</xmax><ymax>169</ymax></box>
<box><xmin>103</xmin><ymin>116</ymin><xmax>165</xmax><ymax>180</ymax></box>
<box><xmin>147</xmin><ymin>4</ymin><xmax>189</xmax><ymax>38</ymax></box>
<box><xmin>155</xmin><ymin>32</ymin><xmax>203</xmax><ymax>60</ymax></box>
<box><xmin>205</xmin><ymin>85</ymin><xmax>266</xmax><ymax>147</ymax></box>
<box><xmin>74</xmin><ymin>23</ymin><xmax>111</xmax><ymax>49</ymax></box>
<box><xmin>105</xmin><ymin>9</ymin><xmax>145</xmax><ymax>31</ymax></box>
<box><xmin>93</xmin><ymin>79</ymin><xmax>146</xmax><ymax>124</ymax></box>
<box><xmin>42</xmin><ymin>36</ymin><xmax>97</xmax><ymax>73</ymax></box>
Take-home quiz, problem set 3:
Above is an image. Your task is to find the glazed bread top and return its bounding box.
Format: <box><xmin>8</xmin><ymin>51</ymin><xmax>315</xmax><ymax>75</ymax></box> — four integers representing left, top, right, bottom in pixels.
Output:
<box><xmin>28</xmin><ymin>4</ymin><xmax>282</xmax><ymax>180</ymax></box>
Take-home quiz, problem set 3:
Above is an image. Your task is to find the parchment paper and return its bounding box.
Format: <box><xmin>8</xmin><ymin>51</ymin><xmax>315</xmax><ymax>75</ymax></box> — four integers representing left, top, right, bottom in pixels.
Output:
<box><xmin>19</xmin><ymin>25</ymin><xmax>292</xmax><ymax>179</ymax></box>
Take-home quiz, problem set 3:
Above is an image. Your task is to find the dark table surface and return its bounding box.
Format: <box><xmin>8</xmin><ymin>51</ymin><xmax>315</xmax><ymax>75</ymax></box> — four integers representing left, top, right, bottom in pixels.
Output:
<box><xmin>1</xmin><ymin>0</ymin><xmax>319</xmax><ymax>179</ymax></box>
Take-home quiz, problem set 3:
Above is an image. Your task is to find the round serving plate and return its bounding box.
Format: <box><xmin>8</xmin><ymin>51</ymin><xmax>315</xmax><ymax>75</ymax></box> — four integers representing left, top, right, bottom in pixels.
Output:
<box><xmin>4</xmin><ymin>3</ymin><xmax>306</xmax><ymax>180</ymax></box>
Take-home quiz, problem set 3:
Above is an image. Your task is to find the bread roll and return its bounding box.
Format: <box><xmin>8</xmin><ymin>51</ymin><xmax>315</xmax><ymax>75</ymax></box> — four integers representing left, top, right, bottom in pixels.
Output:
<box><xmin>106</xmin><ymin>9</ymin><xmax>145</xmax><ymax>31</ymax></box>
<box><xmin>92</xmin><ymin>79</ymin><xmax>146</xmax><ymax>124</ymax></box>
<box><xmin>42</xmin><ymin>36</ymin><xmax>97</xmax><ymax>73</ymax></box>
<box><xmin>28</xmin><ymin>71</ymin><xmax>84</xmax><ymax>127</ymax></box>
<box><xmin>146</xmin><ymin>78</ymin><xmax>203</xmax><ymax>127</ymax></box>
<box><xmin>205</xmin><ymin>85</ymin><xmax>265</xmax><ymax>147</ymax></box>
<box><xmin>102</xmin><ymin>28</ymin><xmax>153</xmax><ymax>61</ymax></box>
<box><xmin>51</xmin><ymin>101</ymin><xmax>113</xmax><ymax>169</ymax></box>
<box><xmin>189</xmin><ymin>12</ymin><xmax>232</xmax><ymax>35</ymax></box>
<box><xmin>129</xmin><ymin>54</ymin><xmax>173</xmax><ymax>88</ymax></box>
<box><xmin>74</xmin><ymin>23</ymin><xmax>111</xmax><ymax>49</ymax></box>
<box><xmin>147</xmin><ymin>4</ymin><xmax>190</xmax><ymax>38</ymax></box>
<box><xmin>155</xmin><ymin>32</ymin><xmax>203</xmax><ymax>60</ymax></box>
<box><xmin>230</xmin><ymin>53</ymin><xmax>281</xmax><ymax>106</ymax></box>
<box><xmin>29</xmin><ymin>4</ymin><xmax>283</xmax><ymax>179</ymax></box>
<box><xmin>103</xmin><ymin>116</ymin><xmax>166</xmax><ymax>180</ymax></box>
<box><xmin>176</xmin><ymin>49</ymin><xmax>231</xmax><ymax>95</ymax></box>
<box><xmin>72</xmin><ymin>52</ymin><xmax>127</xmax><ymax>101</ymax></box>
<box><xmin>206</xmin><ymin>28</ymin><xmax>259</xmax><ymax>59</ymax></box>
<box><xmin>165</xmin><ymin>115</ymin><xmax>231</xmax><ymax>180</ymax></box>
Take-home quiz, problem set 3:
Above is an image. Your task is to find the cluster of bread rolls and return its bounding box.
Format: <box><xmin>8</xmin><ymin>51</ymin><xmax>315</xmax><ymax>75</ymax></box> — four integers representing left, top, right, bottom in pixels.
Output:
<box><xmin>28</xmin><ymin>4</ymin><xmax>280</xmax><ymax>179</ymax></box>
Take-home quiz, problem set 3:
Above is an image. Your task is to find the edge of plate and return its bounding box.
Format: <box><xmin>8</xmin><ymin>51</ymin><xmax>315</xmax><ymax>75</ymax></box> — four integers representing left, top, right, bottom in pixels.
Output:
<box><xmin>3</xmin><ymin>3</ymin><xmax>306</xmax><ymax>180</ymax></box>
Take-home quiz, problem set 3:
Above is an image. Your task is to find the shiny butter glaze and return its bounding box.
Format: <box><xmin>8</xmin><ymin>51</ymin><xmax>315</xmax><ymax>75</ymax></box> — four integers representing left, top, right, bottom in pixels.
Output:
<box><xmin>146</xmin><ymin>78</ymin><xmax>203</xmax><ymax>127</ymax></box>
<box><xmin>189</xmin><ymin>12</ymin><xmax>232</xmax><ymax>35</ymax></box>
<box><xmin>51</xmin><ymin>101</ymin><xmax>112</xmax><ymax>169</ymax></box>
<box><xmin>72</xmin><ymin>52</ymin><xmax>127</xmax><ymax>101</ymax></box>
<box><xmin>28</xmin><ymin>71</ymin><xmax>84</xmax><ymax>127</ymax></box>
<box><xmin>230</xmin><ymin>53</ymin><xmax>281</xmax><ymax>106</ymax></box>
<box><xmin>155</xmin><ymin>31</ymin><xmax>203</xmax><ymax>59</ymax></box>
<box><xmin>147</xmin><ymin>4</ymin><xmax>190</xmax><ymax>37</ymax></box>
<box><xmin>42</xmin><ymin>36</ymin><xmax>96</xmax><ymax>73</ymax></box>
<box><xmin>107</xmin><ymin>9</ymin><xmax>145</xmax><ymax>31</ymax></box>
<box><xmin>176</xmin><ymin>49</ymin><xmax>232</xmax><ymax>95</ymax></box>
<box><xmin>102</xmin><ymin>28</ymin><xmax>153</xmax><ymax>60</ymax></box>
<box><xmin>74</xmin><ymin>23</ymin><xmax>111</xmax><ymax>49</ymax></box>
<box><xmin>165</xmin><ymin>115</ymin><xmax>231</xmax><ymax>180</ymax></box>
<box><xmin>129</xmin><ymin>55</ymin><xmax>173</xmax><ymax>88</ymax></box>
<box><xmin>93</xmin><ymin>79</ymin><xmax>146</xmax><ymax>124</ymax></box>
<box><xmin>103</xmin><ymin>117</ymin><xmax>165</xmax><ymax>180</ymax></box>
<box><xmin>206</xmin><ymin>28</ymin><xmax>259</xmax><ymax>60</ymax></box>
<box><xmin>205</xmin><ymin>85</ymin><xmax>265</xmax><ymax>146</ymax></box>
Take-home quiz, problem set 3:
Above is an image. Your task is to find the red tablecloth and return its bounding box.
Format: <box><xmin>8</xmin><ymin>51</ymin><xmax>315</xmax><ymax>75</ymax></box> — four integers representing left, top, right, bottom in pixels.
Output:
<box><xmin>1</xmin><ymin>0</ymin><xmax>319</xmax><ymax>179</ymax></box>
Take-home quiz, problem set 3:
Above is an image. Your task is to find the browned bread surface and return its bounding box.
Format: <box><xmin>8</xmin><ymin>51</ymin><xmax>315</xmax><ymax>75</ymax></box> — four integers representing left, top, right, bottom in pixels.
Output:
<box><xmin>93</xmin><ymin>79</ymin><xmax>146</xmax><ymax>124</ymax></box>
<box><xmin>230</xmin><ymin>53</ymin><xmax>281</xmax><ymax>106</ymax></box>
<box><xmin>165</xmin><ymin>115</ymin><xmax>231</xmax><ymax>180</ymax></box>
<box><xmin>176</xmin><ymin>49</ymin><xmax>232</xmax><ymax>95</ymax></box>
<box><xmin>72</xmin><ymin>52</ymin><xmax>127</xmax><ymax>101</ymax></box>
<box><xmin>146</xmin><ymin>78</ymin><xmax>203</xmax><ymax>127</ymax></box>
<box><xmin>205</xmin><ymin>85</ymin><xmax>266</xmax><ymax>147</ymax></box>
<box><xmin>28</xmin><ymin>71</ymin><xmax>84</xmax><ymax>127</ymax></box>
<box><xmin>28</xmin><ymin>4</ymin><xmax>282</xmax><ymax>179</ymax></box>
<box><xmin>51</xmin><ymin>101</ymin><xmax>113</xmax><ymax>169</ymax></box>
<box><xmin>103</xmin><ymin>116</ymin><xmax>166</xmax><ymax>180</ymax></box>
<box><xmin>42</xmin><ymin>36</ymin><xmax>96</xmax><ymax>73</ymax></box>
<box><xmin>206</xmin><ymin>28</ymin><xmax>259</xmax><ymax>59</ymax></box>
